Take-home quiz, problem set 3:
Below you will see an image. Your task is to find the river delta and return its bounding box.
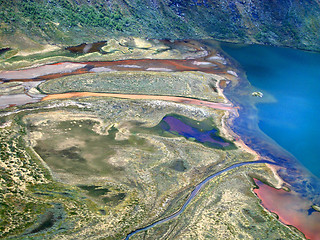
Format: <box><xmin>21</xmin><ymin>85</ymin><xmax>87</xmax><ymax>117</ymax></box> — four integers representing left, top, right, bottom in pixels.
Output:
<box><xmin>0</xmin><ymin>38</ymin><xmax>319</xmax><ymax>239</ymax></box>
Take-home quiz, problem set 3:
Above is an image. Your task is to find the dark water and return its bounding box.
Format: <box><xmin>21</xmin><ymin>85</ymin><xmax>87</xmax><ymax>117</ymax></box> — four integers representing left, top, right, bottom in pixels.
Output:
<box><xmin>133</xmin><ymin>113</ymin><xmax>235</xmax><ymax>150</ymax></box>
<box><xmin>160</xmin><ymin>114</ymin><xmax>230</xmax><ymax>148</ymax></box>
<box><xmin>221</xmin><ymin>43</ymin><xmax>320</xmax><ymax>202</ymax></box>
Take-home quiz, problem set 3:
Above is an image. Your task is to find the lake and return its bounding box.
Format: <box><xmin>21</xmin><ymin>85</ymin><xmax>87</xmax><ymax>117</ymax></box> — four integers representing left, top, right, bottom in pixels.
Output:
<box><xmin>221</xmin><ymin>43</ymin><xmax>320</xmax><ymax>201</ymax></box>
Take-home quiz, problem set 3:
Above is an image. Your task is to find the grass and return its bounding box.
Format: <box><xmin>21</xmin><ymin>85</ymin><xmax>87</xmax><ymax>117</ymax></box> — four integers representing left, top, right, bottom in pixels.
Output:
<box><xmin>28</xmin><ymin>119</ymin><xmax>155</xmax><ymax>180</ymax></box>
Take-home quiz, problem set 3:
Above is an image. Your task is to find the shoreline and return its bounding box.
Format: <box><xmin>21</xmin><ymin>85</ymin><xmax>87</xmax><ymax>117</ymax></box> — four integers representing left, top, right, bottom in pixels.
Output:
<box><xmin>217</xmin><ymin>76</ymin><xmax>285</xmax><ymax>188</ymax></box>
<box><xmin>221</xmin><ymin>45</ymin><xmax>320</xmax><ymax>239</ymax></box>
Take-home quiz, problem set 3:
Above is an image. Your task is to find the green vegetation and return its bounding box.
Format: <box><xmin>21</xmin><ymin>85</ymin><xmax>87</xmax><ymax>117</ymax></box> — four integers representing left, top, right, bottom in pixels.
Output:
<box><xmin>1</xmin><ymin>0</ymin><xmax>320</xmax><ymax>51</ymax></box>
<box><xmin>29</xmin><ymin>119</ymin><xmax>155</xmax><ymax>179</ymax></box>
<box><xmin>0</xmin><ymin>122</ymin><xmax>50</xmax><ymax>237</ymax></box>
<box><xmin>0</xmin><ymin>0</ymin><xmax>128</xmax><ymax>35</ymax></box>
<box><xmin>38</xmin><ymin>71</ymin><xmax>222</xmax><ymax>102</ymax></box>
<box><xmin>0</xmin><ymin>95</ymin><xmax>257</xmax><ymax>238</ymax></box>
<box><xmin>0</xmin><ymin>0</ymin><xmax>191</xmax><ymax>47</ymax></box>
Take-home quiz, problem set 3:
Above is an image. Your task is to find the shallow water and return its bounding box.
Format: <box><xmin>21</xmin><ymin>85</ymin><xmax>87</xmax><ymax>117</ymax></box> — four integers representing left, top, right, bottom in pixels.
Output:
<box><xmin>254</xmin><ymin>179</ymin><xmax>320</xmax><ymax>240</ymax></box>
<box><xmin>221</xmin><ymin>43</ymin><xmax>320</xmax><ymax>201</ymax></box>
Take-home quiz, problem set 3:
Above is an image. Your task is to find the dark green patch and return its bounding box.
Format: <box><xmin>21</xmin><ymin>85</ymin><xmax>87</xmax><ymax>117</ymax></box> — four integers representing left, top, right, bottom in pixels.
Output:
<box><xmin>78</xmin><ymin>185</ymin><xmax>126</xmax><ymax>205</ymax></box>
<box><xmin>242</xmin><ymin>208</ymin><xmax>266</xmax><ymax>223</ymax></box>
<box><xmin>170</xmin><ymin>159</ymin><xmax>186</xmax><ymax>172</ymax></box>
<box><xmin>23</xmin><ymin>203</ymin><xmax>65</xmax><ymax>236</ymax></box>
<box><xmin>99</xmin><ymin>209</ymin><xmax>106</xmax><ymax>215</ymax></box>
<box><xmin>78</xmin><ymin>185</ymin><xmax>110</xmax><ymax>198</ymax></box>
<box><xmin>29</xmin><ymin>212</ymin><xmax>54</xmax><ymax>234</ymax></box>
<box><xmin>60</xmin><ymin>146</ymin><xmax>86</xmax><ymax>162</ymax></box>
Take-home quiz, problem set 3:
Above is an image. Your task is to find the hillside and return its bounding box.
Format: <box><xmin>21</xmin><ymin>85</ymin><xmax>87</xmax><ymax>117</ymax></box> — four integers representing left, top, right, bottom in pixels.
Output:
<box><xmin>0</xmin><ymin>0</ymin><xmax>320</xmax><ymax>51</ymax></box>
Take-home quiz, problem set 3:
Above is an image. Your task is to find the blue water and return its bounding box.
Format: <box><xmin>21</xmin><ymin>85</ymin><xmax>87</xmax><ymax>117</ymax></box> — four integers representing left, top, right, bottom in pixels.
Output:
<box><xmin>160</xmin><ymin>115</ymin><xmax>230</xmax><ymax>148</ymax></box>
<box><xmin>222</xmin><ymin>45</ymin><xmax>320</xmax><ymax>178</ymax></box>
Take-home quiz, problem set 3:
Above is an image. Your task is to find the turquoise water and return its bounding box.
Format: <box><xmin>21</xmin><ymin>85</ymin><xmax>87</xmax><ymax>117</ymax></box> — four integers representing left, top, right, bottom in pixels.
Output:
<box><xmin>222</xmin><ymin>44</ymin><xmax>320</xmax><ymax>178</ymax></box>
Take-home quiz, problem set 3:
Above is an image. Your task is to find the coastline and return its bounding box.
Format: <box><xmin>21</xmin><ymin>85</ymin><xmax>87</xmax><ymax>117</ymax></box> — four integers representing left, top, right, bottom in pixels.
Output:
<box><xmin>217</xmin><ymin>75</ymin><xmax>285</xmax><ymax>189</ymax></box>
<box><xmin>220</xmin><ymin>43</ymin><xmax>320</xmax><ymax>239</ymax></box>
